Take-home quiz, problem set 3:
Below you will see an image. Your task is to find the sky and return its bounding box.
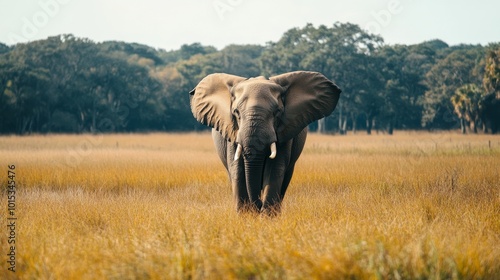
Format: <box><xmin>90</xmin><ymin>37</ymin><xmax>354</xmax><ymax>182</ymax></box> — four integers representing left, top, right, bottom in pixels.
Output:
<box><xmin>1</xmin><ymin>0</ymin><xmax>499</xmax><ymax>50</ymax></box>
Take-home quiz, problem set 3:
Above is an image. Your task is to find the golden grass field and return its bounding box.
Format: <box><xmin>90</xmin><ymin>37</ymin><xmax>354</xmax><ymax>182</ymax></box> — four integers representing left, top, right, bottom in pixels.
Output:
<box><xmin>0</xmin><ymin>132</ymin><xmax>499</xmax><ymax>279</ymax></box>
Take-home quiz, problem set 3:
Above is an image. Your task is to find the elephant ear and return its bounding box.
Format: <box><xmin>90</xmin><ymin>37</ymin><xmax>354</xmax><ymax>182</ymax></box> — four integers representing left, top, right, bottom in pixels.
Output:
<box><xmin>189</xmin><ymin>73</ymin><xmax>246</xmax><ymax>142</ymax></box>
<box><xmin>270</xmin><ymin>71</ymin><xmax>341</xmax><ymax>143</ymax></box>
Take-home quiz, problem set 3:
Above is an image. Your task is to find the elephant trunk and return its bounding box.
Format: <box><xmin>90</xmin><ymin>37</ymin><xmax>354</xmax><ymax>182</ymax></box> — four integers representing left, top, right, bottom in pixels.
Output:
<box><xmin>237</xmin><ymin>119</ymin><xmax>277</xmax><ymax>211</ymax></box>
<box><xmin>243</xmin><ymin>149</ymin><xmax>265</xmax><ymax>212</ymax></box>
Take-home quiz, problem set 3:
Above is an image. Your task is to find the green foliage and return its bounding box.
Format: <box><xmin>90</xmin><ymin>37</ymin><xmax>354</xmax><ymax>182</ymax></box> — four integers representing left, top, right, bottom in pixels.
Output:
<box><xmin>159</xmin><ymin>43</ymin><xmax>218</xmax><ymax>65</ymax></box>
<box><xmin>451</xmin><ymin>84</ymin><xmax>484</xmax><ymax>133</ymax></box>
<box><xmin>0</xmin><ymin>25</ymin><xmax>499</xmax><ymax>135</ymax></box>
<box><xmin>0</xmin><ymin>35</ymin><xmax>163</xmax><ymax>134</ymax></box>
<box><xmin>261</xmin><ymin>23</ymin><xmax>384</xmax><ymax>134</ymax></box>
<box><xmin>483</xmin><ymin>48</ymin><xmax>500</xmax><ymax>95</ymax></box>
<box><xmin>375</xmin><ymin>44</ymin><xmax>430</xmax><ymax>131</ymax></box>
<box><xmin>100</xmin><ymin>41</ymin><xmax>165</xmax><ymax>66</ymax></box>
<box><xmin>422</xmin><ymin>47</ymin><xmax>485</xmax><ymax>129</ymax></box>
<box><xmin>0</xmin><ymin>43</ymin><xmax>9</xmax><ymax>54</ymax></box>
<box><xmin>481</xmin><ymin>47</ymin><xmax>500</xmax><ymax>133</ymax></box>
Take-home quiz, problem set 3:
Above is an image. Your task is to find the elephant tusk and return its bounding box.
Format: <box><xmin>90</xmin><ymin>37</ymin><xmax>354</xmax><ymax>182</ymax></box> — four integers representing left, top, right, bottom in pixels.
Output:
<box><xmin>234</xmin><ymin>144</ymin><xmax>243</xmax><ymax>161</ymax></box>
<box><xmin>269</xmin><ymin>142</ymin><xmax>277</xmax><ymax>159</ymax></box>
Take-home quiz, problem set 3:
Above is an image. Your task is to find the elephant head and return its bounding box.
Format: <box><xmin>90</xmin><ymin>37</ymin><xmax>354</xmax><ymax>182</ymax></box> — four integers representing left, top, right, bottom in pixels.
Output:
<box><xmin>190</xmin><ymin>71</ymin><xmax>341</xmax><ymax>148</ymax></box>
<box><xmin>189</xmin><ymin>71</ymin><xmax>341</xmax><ymax>211</ymax></box>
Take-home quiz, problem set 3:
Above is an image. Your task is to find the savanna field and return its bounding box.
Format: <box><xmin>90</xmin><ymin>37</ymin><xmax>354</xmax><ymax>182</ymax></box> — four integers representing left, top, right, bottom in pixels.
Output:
<box><xmin>0</xmin><ymin>132</ymin><xmax>499</xmax><ymax>279</ymax></box>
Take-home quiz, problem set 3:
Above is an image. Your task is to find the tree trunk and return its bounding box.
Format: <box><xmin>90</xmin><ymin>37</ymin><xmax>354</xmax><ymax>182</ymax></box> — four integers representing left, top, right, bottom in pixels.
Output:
<box><xmin>470</xmin><ymin>120</ymin><xmax>477</xmax><ymax>134</ymax></box>
<box><xmin>47</xmin><ymin>108</ymin><xmax>53</xmax><ymax>133</ymax></box>
<box><xmin>366</xmin><ymin>116</ymin><xmax>373</xmax><ymax>135</ymax></box>
<box><xmin>338</xmin><ymin>103</ymin><xmax>344</xmax><ymax>135</ymax></box>
<box><xmin>317</xmin><ymin>118</ymin><xmax>326</xmax><ymax>134</ymax></box>
<box><xmin>388</xmin><ymin>119</ymin><xmax>394</xmax><ymax>135</ymax></box>
<box><xmin>460</xmin><ymin>118</ymin><xmax>466</xmax><ymax>134</ymax></box>
<box><xmin>20</xmin><ymin>117</ymin><xmax>32</xmax><ymax>135</ymax></box>
<box><xmin>91</xmin><ymin>99</ymin><xmax>98</xmax><ymax>134</ymax></box>
<box><xmin>341</xmin><ymin>118</ymin><xmax>347</xmax><ymax>135</ymax></box>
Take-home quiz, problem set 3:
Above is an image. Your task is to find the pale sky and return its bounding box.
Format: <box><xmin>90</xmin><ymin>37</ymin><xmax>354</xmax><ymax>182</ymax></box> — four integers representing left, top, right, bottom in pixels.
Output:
<box><xmin>1</xmin><ymin>0</ymin><xmax>498</xmax><ymax>50</ymax></box>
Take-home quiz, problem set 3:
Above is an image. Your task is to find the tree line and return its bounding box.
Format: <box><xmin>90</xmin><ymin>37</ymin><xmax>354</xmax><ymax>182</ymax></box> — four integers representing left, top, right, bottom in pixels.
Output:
<box><xmin>1</xmin><ymin>22</ymin><xmax>499</xmax><ymax>135</ymax></box>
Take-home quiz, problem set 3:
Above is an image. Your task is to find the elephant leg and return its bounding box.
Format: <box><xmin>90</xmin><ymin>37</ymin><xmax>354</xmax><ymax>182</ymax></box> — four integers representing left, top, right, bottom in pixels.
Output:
<box><xmin>261</xmin><ymin>170</ymin><xmax>285</xmax><ymax>215</ymax></box>
<box><xmin>279</xmin><ymin>163</ymin><xmax>295</xmax><ymax>199</ymax></box>
<box><xmin>280</xmin><ymin>129</ymin><xmax>307</xmax><ymax>200</ymax></box>
<box><xmin>261</xmin><ymin>141</ymin><xmax>291</xmax><ymax>215</ymax></box>
<box><xmin>213</xmin><ymin>130</ymin><xmax>252</xmax><ymax>212</ymax></box>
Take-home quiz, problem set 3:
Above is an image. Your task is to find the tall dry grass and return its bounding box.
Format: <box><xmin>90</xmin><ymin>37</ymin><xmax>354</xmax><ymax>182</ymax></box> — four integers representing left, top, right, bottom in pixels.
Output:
<box><xmin>0</xmin><ymin>132</ymin><xmax>499</xmax><ymax>279</ymax></box>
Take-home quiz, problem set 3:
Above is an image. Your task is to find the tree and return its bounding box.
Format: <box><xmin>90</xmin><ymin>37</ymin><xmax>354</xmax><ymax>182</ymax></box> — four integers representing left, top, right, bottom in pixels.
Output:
<box><xmin>0</xmin><ymin>40</ymin><xmax>53</xmax><ymax>134</ymax></box>
<box><xmin>374</xmin><ymin>42</ymin><xmax>440</xmax><ymax>133</ymax></box>
<box><xmin>260</xmin><ymin>23</ymin><xmax>384</xmax><ymax>134</ymax></box>
<box><xmin>0</xmin><ymin>43</ymin><xmax>9</xmax><ymax>54</ymax></box>
<box><xmin>1</xmin><ymin>30</ymin><xmax>499</xmax><ymax>135</ymax></box>
<box><xmin>451</xmin><ymin>84</ymin><xmax>484</xmax><ymax>133</ymax></box>
<box><xmin>159</xmin><ymin>43</ymin><xmax>217</xmax><ymax>65</ymax></box>
<box><xmin>479</xmin><ymin>93</ymin><xmax>500</xmax><ymax>133</ymax></box>
<box><xmin>422</xmin><ymin>47</ymin><xmax>485</xmax><ymax>129</ymax></box>
<box><xmin>481</xmin><ymin>47</ymin><xmax>500</xmax><ymax>133</ymax></box>
<box><xmin>219</xmin><ymin>44</ymin><xmax>264</xmax><ymax>77</ymax></box>
<box><xmin>0</xmin><ymin>35</ymin><xmax>166</xmax><ymax>134</ymax></box>
<box><xmin>483</xmin><ymin>48</ymin><xmax>500</xmax><ymax>96</ymax></box>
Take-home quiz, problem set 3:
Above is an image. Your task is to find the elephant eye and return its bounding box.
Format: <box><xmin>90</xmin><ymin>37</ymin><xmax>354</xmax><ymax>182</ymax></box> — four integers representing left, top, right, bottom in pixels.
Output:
<box><xmin>273</xmin><ymin>106</ymin><xmax>283</xmax><ymax>116</ymax></box>
<box><xmin>233</xmin><ymin>109</ymin><xmax>240</xmax><ymax>118</ymax></box>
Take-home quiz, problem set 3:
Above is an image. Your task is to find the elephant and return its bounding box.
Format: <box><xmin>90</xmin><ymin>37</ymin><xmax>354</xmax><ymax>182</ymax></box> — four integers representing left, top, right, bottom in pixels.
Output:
<box><xmin>189</xmin><ymin>71</ymin><xmax>341</xmax><ymax>214</ymax></box>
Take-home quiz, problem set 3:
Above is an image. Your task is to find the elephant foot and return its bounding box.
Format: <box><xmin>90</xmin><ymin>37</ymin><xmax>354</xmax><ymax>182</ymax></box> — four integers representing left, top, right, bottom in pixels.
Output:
<box><xmin>236</xmin><ymin>200</ymin><xmax>262</xmax><ymax>214</ymax></box>
<box><xmin>235</xmin><ymin>201</ymin><xmax>282</xmax><ymax>217</ymax></box>
<box><xmin>261</xmin><ymin>203</ymin><xmax>282</xmax><ymax>217</ymax></box>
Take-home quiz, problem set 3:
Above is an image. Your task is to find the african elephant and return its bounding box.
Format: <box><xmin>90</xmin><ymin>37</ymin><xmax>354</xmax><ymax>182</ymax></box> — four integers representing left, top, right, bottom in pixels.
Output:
<box><xmin>189</xmin><ymin>71</ymin><xmax>341</xmax><ymax>214</ymax></box>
